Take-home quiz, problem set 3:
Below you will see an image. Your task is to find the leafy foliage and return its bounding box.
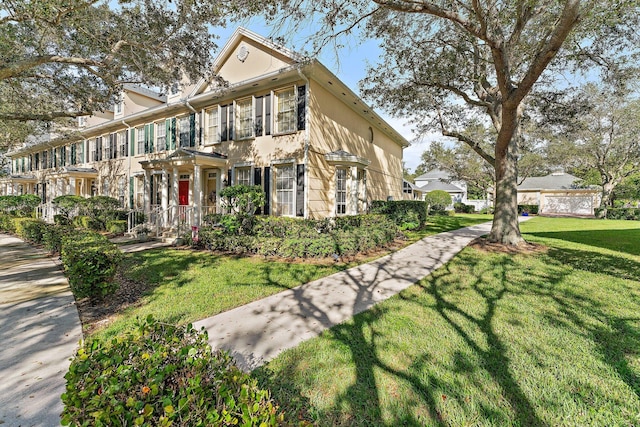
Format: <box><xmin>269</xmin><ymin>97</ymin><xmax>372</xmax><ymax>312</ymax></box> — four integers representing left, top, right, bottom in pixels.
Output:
<box><xmin>453</xmin><ymin>202</ymin><xmax>475</xmax><ymax>214</ymax></box>
<box><xmin>424</xmin><ymin>190</ymin><xmax>452</xmax><ymax>213</ymax></box>
<box><xmin>594</xmin><ymin>208</ymin><xmax>640</xmax><ymax>221</ymax></box>
<box><xmin>0</xmin><ymin>194</ymin><xmax>41</xmax><ymax>216</ymax></box>
<box><xmin>61</xmin><ymin>230</ymin><xmax>122</xmax><ymax>300</ymax></box>
<box><xmin>369</xmin><ymin>200</ymin><xmax>427</xmax><ymax>229</ymax></box>
<box><xmin>61</xmin><ymin>316</ymin><xmax>285</xmax><ymax>426</ymax></box>
<box><xmin>219</xmin><ymin>185</ymin><xmax>266</xmax><ymax>215</ymax></box>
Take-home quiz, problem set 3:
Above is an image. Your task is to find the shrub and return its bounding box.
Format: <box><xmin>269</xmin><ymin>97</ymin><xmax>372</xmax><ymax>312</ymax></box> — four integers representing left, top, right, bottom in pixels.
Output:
<box><xmin>61</xmin><ymin>231</ymin><xmax>122</xmax><ymax>300</ymax></box>
<box><xmin>53</xmin><ymin>214</ymin><xmax>71</xmax><ymax>225</ymax></box>
<box><xmin>53</xmin><ymin>195</ymin><xmax>87</xmax><ymax>219</ymax></box>
<box><xmin>0</xmin><ymin>194</ymin><xmax>41</xmax><ymax>217</ymax></box>
<box><xmin>595</xmin><ymin>208</ymin><xmax>640</xmax><ymax>220</ymax></box>
<box><xmin>219</xmin><ymin>184</ymin><xmax>266</xmax><ymax>215</ymax></box>
<box><xmin>61</xmin><ymin>316</ymin><xmax>284</xmax><ymax>426</ymax></box>
<box><xmin>72</xmin><ymin>215</ymin><xmax>103</xmax><ymax>231</ymax></box>
<box><xmin>42</xmin><ymin>224</ymin><xmax>69</xmax><ymax>254</ymax></box>
<box><xmin>15</xmin><ymin>218</ymin><xmax>47</xmax><ymax>243</ymax></box>
<box><xmin>424</xmin><ymin>190</ymin><xmax>452</xmax><ymax>213</ymax></box>
<box><xmin>454</xmin><ymin>202</ymin><xmax>475</xmax><ymax>214</ymax></box>
<box><xmin>0</xmin><ymin>213</ymin><xmax>17</xmax><ymax>233</ymax></box>
<box><xmin>106</xmin><ymin>219</ymin><xmax>127</xmax><ymax>234</ymax></box>
<box><xmin>517</xmin><ymin>204</ymin><xmax>539</xmax><ymax>215</ymax></box>
<box><xmin>370</xmin><ymin>200</ymin><xmax>427</xmax><ymax>229</ymax></box>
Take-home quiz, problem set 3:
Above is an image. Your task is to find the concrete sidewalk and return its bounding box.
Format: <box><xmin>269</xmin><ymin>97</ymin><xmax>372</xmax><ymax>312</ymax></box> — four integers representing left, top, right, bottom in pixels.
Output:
<box><xmin>0</xmin><ymin>234</ymin><xmax>83</xmax><ymax>427</ymax></box>
<box><xmin>196</xmin><ymin>220</ymin><xmax>501</xmax><ymax>371</ymax></box>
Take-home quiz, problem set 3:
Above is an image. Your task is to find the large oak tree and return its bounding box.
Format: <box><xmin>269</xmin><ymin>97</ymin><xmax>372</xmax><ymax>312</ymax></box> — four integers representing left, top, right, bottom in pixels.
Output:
<box><xmin>260</xmin><ymin>0</ymin><xmax>639</xmax><ymax>244</ymax></box>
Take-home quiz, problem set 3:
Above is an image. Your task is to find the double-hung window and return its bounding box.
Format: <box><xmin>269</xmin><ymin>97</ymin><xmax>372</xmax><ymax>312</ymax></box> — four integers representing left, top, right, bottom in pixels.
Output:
<box><xmin>156</xmin><ymin>123</ymin><xmax>166</xmax><ymax>151</ymax></box>
<box><xmin>118</xmin><ymin>131</ymin><xmax>128</xmax><ymax>157</ymax></box>
<box><xmin>206</xmin><ymin>108</ymin><xmax>219</xmax><ymax>145</ymax></box>
<box><xmin>335</xmin><ymin>168</ymin><xmax>347</xmax><ymax>215</ymax></box>
<box><xmin>179</xmin><ymin>116</ymin><xmax>190</xmax><ymax>148</ymax></box>
<box><xmin>235</xmin><ymin>98</ymin><xmax>253</xmax><ymax>139</ymax></box>
<box><xmin>275</xmin><ymin>88</ymin><xmax>296</xmax><ymax>134</ymax></box>
<box><xmin>235</xmin><ymin>167</ymin><xmax>251</xmax><ymax>186</ymax></box>
<box><xmin>275</xmin><ymin>164</ymin><xmax>295</xmax><ymax>216</ymax></box>
<box><xmin>137</xmin><ymin>127</ymin><xmax>145</xmax><ymax>155</ymax></box>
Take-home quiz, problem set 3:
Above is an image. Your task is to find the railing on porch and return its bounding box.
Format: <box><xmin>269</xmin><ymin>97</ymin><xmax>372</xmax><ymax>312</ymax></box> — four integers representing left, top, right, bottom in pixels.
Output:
<box><xmin>126</xmin><ymin>204</ymin><xmax>215</xmax><ymax>239</ymax></box>
<box><xmin>36</xmin><ymin>203</ymin><xmax>59</xmax><ymax>224</ymax></box>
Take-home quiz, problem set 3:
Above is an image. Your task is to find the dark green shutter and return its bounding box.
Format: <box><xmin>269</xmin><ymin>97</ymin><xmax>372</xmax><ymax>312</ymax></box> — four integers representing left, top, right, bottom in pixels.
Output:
<box><xmin>296</xmin><ymin>164</ymin><xmax>304</xmax><ymax>217</ymax></box>
<box><xmin>130</xmin><ymin>129</ymin><xmax>135</xmax><ymax>156</ymax></box>
<box><xmin>189</xmin><ymin>113</ymin><xmax>196</xmax><ymax>147</ymax></box>
<box><xmin>263</xmin><ymin>167</ymin><xmax>270</xmax><ymax>215</ymax></box>
<box><xmin>297</xmin><ymin>85</ymin><xmax>306</xmax><ymax>131</ymax></box>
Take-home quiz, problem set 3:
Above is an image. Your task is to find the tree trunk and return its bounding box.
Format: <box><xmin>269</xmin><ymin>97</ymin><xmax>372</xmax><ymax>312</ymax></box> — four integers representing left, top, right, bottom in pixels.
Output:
<box><xmin>487</xmin><ymin>109</ymin><xmax>524</xmax><ymax>245</ymax></box>
<box><xmin>598</xmin><ymin>180</ymin><xmax>616</xmax><ymax>218</ymax></box>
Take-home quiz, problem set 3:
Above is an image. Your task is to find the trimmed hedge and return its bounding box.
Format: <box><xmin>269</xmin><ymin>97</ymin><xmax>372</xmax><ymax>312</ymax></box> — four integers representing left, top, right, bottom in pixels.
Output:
<box><xmin>454</xmin><ymin>202</ymin><xmax>475</xmax><ymax>214</ymax></box>
<box><xmin>106</xmin><ymin>219</ymin><xmax>127</xmax><ymax>234</ymax></box>
<box><xmin>61</xmin><ymin>316</ymin><xmax>284</xmax><ymax>426</ymax></box>
<box><xmin>61</xmin><ymin>231</ymin><xmax>122</xmax><ymax>300</ymax></box>
<box><xmin>370</xmin><ymin>200</ymin><xmax>427</xmax><ymax>229</ymax></box>
<box><xmin>0</xmin><ymin>194</ymin><xmax>41</xmax><ymax>217</ymax></box>
<box><xmin>193</xmin><ymin>214</ymin><xmax>399</xmax><ymax>258</ymax></box>
<box><xmin>14</xmin><ymin>218</ymin><xmax>46</xmax><ymax>243</ymax></box>
<box><xmin>594</xmin><ymin>208</ymin><xmax>640</xmax><ymax>220</ymax></box>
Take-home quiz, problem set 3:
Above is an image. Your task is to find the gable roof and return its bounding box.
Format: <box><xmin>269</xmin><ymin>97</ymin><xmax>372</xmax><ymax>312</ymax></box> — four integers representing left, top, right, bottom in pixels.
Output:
<box><xmin>419</xmin><ymin>180</ymin><xmax>464</xmax><ymax>193</ymax></box>
<box><xmin>518</xmin><ymin>172</ymin><xmax>582</xmax><ymax>190</ymax></box>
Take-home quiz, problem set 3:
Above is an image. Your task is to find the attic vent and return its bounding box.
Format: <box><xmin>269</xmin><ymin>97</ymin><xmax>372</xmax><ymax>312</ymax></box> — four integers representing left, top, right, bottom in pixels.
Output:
<box><xmin>237</xmin><ymin>45</ymin><xmax>249</xmax><ymax>62</ymax></box>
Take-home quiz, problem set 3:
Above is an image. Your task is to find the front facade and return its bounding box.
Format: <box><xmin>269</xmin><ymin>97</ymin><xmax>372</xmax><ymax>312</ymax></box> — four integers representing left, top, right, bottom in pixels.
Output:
<box><xmin>1</xmin><ymin>28</ymin><xmax>407</xmax><ymax>228</ymax></box>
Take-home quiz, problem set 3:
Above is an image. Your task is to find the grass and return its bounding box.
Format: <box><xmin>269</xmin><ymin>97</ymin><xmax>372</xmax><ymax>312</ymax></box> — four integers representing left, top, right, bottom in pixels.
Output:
<box><xmin>403</xmin><ymin>214</ymin><xmax>493</xmax><ymax>242</ymax></box>
<box><xmin>254</xmin><ymin>217</ymin><xmax>640</xmax><ymax>426</ymax></box>
<box><xmin>92</xmin><ymin>214</ymin><xmax>490</xmax><ymax>340</ymax></box>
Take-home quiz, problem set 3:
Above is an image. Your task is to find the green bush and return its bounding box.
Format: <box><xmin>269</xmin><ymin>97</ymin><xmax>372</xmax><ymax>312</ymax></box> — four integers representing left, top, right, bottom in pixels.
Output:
<box><xmin>0</xmin><ymin>212</ymin><xmax>17</xmax><ymax>233</ymax></box>
<box><xmin>15</xmin><ymin>218</ymin><xmax>47</xmax><ymax>243</ymax></box>
<box><xmin>61</xmin><ymin>231</ymin><xmax>122</xmax><ymax>300</ymax></box>
<box><xmin>369</xmin><ymin>200</ymin><xmax>427</xmax><ymax>229</ymax></box>
<box><xmin>424</xmin><ymin>190</ymin><xmax>452</xmax><ymax>213</ymax></box>
<box><xmin>73</xmin><ymin>215</ymin><xmax>104</xmax><ymax>231</ymax></box>
<box><xmin>454</xmin><ymin>202</ymin><xmax>475</xmax><ymax>214</ymax></box>
<box><xmin>53</xmin><ymin>195</ymin><xmax>87</xmax><ymax>219</ymax></box>
<box><xmin>594</xmin><ymin>208</ymin><xmax>640</xmax><ymax>220</ymax></box>
<box><xmin>61</xmin><ymin>316</ymin><xmax>284</xmax><ymax>426</ymax></box>
<box><xmin>219</xmin><ymin>184</ymin><xmax>266</xmax><ymax>214</ymax></box>
<box><xmin>517</xmin><ymin>204</ymin><xmax>539</xmax><ymax>215</ymax></box>
<box><xmin>42</xmin><ymin>224</ymin><xmax>69</xmax><ymax>254</ymax></box>
<box><xmin>0</xmin><ymin>194</ymin><xmax>41</xmax><ymax>217</ymax></box>
<box><xmin>106</xmin><ymin>219</ymin><xmax>127</xmax><ymax>234</ymax></box>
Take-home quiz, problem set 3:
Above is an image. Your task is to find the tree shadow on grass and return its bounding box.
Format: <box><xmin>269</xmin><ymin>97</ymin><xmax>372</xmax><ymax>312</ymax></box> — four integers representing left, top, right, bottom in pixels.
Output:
<box><xmin>525</xmin><ymin>228</ymin><xmax>640</xmax><ymax>256</ymax></box>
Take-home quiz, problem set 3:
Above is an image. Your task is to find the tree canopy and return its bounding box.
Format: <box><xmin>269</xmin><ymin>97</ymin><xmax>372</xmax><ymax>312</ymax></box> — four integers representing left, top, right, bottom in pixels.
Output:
<box><xmin>0</xmin><ymin>0</ymin><xmax>248</xmax><ymax>150</ymax></box>
<box><xmin>257</xmin><ymin>0</ymin><xmax>639</xmax><ymax>244</ymax></box>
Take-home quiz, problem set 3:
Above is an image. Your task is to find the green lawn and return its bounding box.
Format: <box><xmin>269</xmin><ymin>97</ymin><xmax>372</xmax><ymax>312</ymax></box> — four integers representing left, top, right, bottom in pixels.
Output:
<box><xmin>254</xmin><ymin>217</ymin><xmax>640</xmax><ymax>426</ymax></box>
<box><xmin>95</xmin><ymin>214</ymin><xmax>490</xmax><ymax>340</ymax></box>
<box><xmin>403</xmin><ymin>214</ymin><xmax>493</xmax><ymax>242</ymax></box>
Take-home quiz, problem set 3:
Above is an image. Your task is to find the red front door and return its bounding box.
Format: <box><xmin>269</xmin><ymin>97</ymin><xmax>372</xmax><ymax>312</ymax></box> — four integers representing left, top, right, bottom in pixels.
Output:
<box><xmin>179</xmin><ymin>180</ymin><xmax>189</xmax><ymax>205</ymax></box>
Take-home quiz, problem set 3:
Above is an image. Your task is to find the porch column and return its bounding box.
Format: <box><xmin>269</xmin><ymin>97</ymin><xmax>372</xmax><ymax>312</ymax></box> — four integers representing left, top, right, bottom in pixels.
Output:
<box><xmin>193</xmin><ymin>164</ymin><xmax>202</xmax><ymax>226</ymax></box>
<box><xmin>143</xmin><ymin>169</ymin><xmax>151</xmax><ymax>217</ymax></box>
<box><xmin>171</xmin><ymin>167</ymin><xmax>179</xmax><ymax>229</ymax></box>
<box><xmin>68</xmin><ymin>178</ymin><xmax>76</xmax><ymax>195</ymax></box>
<box><xmin>161</xmin><ymin>169</ymin><xmax>169</xmax><ymax>226</ymax></box>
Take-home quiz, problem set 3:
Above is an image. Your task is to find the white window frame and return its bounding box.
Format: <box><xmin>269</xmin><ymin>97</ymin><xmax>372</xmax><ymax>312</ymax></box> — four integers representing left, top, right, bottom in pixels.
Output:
<box><xmin>178</xmin><ymin>116</ymin><xmax>190</xmax><ymax>148</ymax></box>
<box><xmin>118</xmin><ymin>131</ymin><xmax>127</xmax><ymax>157</ymax></box>
<box><xmin>275</xmin><ymin>164</ymin><xmax>295</xmax><ymax>216</ymax></box>
<box><xmin>156</xmin><ymin>122</ymin><xmax>166</xmax><ymax>151</ymax></box>
<box><xmin>274</xmin><ymin>87</ymin><xmax>296</xmax><ymax>134</ymax></box>
<box><xmin>335</xmin><ymin>168</ymin><xmax>347</xmax><ymax>216</ymax></box>
<box><xmin>205</xmin><ymin>107</ymin><xmax>220</xmax><ymax>145</ymax></box>
<box><xmin>235</xmin><ymin>167</ymin><xmax>251</xmax><ymax>186</ymax></box>
<box><xmin>136</xmin><ymin>127</ymin><xmax>145</xmax><ymax>155</ymax></box>
<box><xmin>234</xmin><ymin>97</ymin><xmax>254</xmax><ymax>140</ymax></box>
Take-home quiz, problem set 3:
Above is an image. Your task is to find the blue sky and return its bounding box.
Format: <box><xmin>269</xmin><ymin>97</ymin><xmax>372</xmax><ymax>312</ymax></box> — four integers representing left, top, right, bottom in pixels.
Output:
<box><xmin>214</xmin><ymin>19</ymin><xmax>433</xmax><ymax>173</ymax></box>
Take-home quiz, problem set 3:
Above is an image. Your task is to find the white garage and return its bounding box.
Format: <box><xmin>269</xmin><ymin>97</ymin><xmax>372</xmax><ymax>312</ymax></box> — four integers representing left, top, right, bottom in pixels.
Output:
<box><xmin>541</xmin><ymin>194</ymin><xmax>595</xmax><ymax>216</ymax></box>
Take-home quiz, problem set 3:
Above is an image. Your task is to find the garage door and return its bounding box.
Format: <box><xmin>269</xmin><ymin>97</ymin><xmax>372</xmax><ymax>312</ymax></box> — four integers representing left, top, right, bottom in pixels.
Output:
<box><xmin>542</xmin><ymin>196</ymin><xmax>593</xmax><ymax>215</ymax></box>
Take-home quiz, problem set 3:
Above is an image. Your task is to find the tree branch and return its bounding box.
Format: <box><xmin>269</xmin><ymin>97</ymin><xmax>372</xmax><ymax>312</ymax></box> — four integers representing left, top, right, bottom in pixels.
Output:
<box><xmin>436</xmin><ymin>107</ymin><xmax>496</xmax><ymax>166</ymax></box>
<box><xmin>0</xmin><ymin>110</ymin><xmax>91</xmax><ymax>122</ymax></box>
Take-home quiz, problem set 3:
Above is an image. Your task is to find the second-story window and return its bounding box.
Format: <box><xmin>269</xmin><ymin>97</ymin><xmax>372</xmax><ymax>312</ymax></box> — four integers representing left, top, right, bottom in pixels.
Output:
<box><xmin>206</xmin><ymin>108</ymin><xmax>219</xmax><ymax>145</ymax></box>
<box><xmin>235</xmin><ymin>98</ymin><xmax>253</xmax><ymax>140</ymax></box>
<box><xmin>118</xmin><ymin>131</ymin><xmax>128</xmax><ymax>157</ymax></box>
<box><xmin>156</xmin><ymin>122</ymin><xmax>166</xmax><ymax>151</ymax></box>
<box><xmin>179</xmin><ymin>116</ymin><xmax>190</xmax><ymax>148</ymax></box>
<box><xmin>275</xmin><ymin>88</ymin><xmax>296</xmax><ymax>134</ymax></box>
<box><xmin>137</xmin><ymin>127</ymin><xmax>144</xmax><ymax>155</ymax></box>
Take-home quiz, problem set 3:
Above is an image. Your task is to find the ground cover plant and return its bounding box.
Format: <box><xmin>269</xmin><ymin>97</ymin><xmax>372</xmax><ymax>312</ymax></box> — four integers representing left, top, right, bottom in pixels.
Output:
<box><xmin>253</xmin><ymin>217</ymin><xmax>640</xmax><ymax>426</ymax></box>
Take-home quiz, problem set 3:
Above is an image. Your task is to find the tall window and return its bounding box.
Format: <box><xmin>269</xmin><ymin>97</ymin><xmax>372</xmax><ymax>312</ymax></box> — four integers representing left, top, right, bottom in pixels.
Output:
<box><xmin>236</xmin><ymin>167</ymin><xmax>251</xmax><ymax>186</ymax></box>
<box><xmin>356</xmin><ymin>169</ymin><xmax>366</xmax><ymax>213</ymax></box>
<box><xmin>179</xmin><ymin>116</ymin><xmax>190</xmax><ymax>148</ymax></box>
<box><xmin>137</xmin><ymin>127</ymin><xmax>145</xmax><ymax>155</ymax></box>
<box><xmin>235</xmin><ymin>98</ymin><xmax>253</xmax><ymax>139</ymax></box>
<box><xmin>77</xmin><ymin>142</ymin><xmax>84</xmax><ymax>164</ymax></box>
<box><xmin>276</xmin><ymin>165</ymin><xmax>295</xmax><ymax>216</ymax></box>
<box><xmin>206</xmin><ymin>108</ymin><xmax>219</xmax><ymax>144</ymax></box>
<box><xmin>118</xmin><ymin>131</ymin><xmax>128</xmax><ymax>157</ymax></box>
<box><xmin>275</xmin><ymin>88</ymin><xmax>296</xmax><ymax>134</ymax></box>
<box><xmin>156</xmin><ymin>123</ymin><xmax>166</xmax><ymax>151</ymax></box>
<box><xmin>336</xmin><ymin>168</ymin><xmax>347</xmax><ymax>215</ymax></box>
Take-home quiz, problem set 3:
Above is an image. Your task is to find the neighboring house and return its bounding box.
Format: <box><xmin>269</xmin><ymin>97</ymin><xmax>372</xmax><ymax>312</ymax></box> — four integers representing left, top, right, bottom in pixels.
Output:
<box><xmin>1</xmin><ymin>28</ymin><xmax>408</xmax><ymax>228</ymax></box>
<box><xmin>402</xmin><ymin>179</ymin><xmax>424</xmax><ymax>200</ymax></box>
<box><xmin>517</xmin><ymin>172</ymin><xmax>601</xmax><ymax>216</ymax></box>
<box><xmin>414</xmin><ymin>169</ymin><xmax>468</xmax><ymax>204</ymax></box>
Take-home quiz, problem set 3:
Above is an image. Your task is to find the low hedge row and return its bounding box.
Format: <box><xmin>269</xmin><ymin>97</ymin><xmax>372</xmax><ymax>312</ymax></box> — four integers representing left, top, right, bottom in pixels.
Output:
<box><xmin>194</xmin><ymin>214</ymin><xmax>399</xmax><ymax>258</ymax></box>
<box><xmin>61</xmin><ymin>231</ymin><xmax>122</xmax><ymax>300</ymax></box>
<box><xmin>370</xmin><ymin>200</ymin><xmax>427</xmax><ymax>230</ymax></box>
<box><xmin>62</xmin><ymin>316</ymin><xmax>285</xmax><ymax>426</ymax></box>
<box><xmin>454</xmin><ymin>202</ymin><xmax>475</xmax><ymax>214</ymax></box>
<box><xmin>517</xmin><ymin>204</ymin><xmax>539</xmax><ymax>215</ymax></box>
<box><xmin>594</xmin><ymin>208</ymin><xmax>640</xmax><ymax>220</ymax></box>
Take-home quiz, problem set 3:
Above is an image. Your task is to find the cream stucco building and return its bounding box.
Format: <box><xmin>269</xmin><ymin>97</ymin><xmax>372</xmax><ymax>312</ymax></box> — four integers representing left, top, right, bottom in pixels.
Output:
<box><xmin>1</xmin><ymin>28</ymin><xmax>408</xmax><ymax>230</ymax></box>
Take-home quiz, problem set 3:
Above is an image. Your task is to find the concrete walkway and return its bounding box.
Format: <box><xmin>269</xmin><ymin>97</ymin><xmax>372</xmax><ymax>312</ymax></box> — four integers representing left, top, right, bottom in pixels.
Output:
<box><xmin>0</xmin><ymin>234</ymin><xmax>83</xmax><ymax>427</ymax></box>
<box><xmin>196</xmin><ymin>220</ymin><xmax>505</xmax><ymax>371</ymax></box>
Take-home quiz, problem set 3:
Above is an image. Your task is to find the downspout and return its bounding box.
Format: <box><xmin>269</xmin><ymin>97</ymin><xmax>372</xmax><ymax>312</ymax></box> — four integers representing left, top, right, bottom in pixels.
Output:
<box><xmin>122</xmin><ymin>120</ymin><xmax>132</xmax><ymax>210</ymax></box>
<box><xmin>298</xmin><ymin>68</ymin><xmax>310</xmax><ymax>219</ymax></box>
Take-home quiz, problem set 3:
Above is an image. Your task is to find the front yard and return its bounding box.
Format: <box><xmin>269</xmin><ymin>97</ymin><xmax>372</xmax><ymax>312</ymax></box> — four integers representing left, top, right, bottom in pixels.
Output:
<box><xmin>84</xmin><ymin>214</ymin><xmax>491</xmax><ymax>339</ymax></box>
<box><xmin>253</xmin><ymin>217</ymin><xmax>640</xmax><ymax>426</ymax></box>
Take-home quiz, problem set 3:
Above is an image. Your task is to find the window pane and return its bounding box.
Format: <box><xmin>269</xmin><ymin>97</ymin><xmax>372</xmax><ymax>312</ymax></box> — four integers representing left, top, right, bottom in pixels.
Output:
<box><xmin>276</xmin><ymin>89</ymin><xmax>296</xmax><ymax>133</ymax></box>
<box><xmin>207</xmin><ymin>108</ymin><xmax>219</xmax><ymax>144</ymax></box>
<box><xmin>235</xmin><ymin>99</ymin><xmax>253</xmax><ymax>139</ymax></box>
<box><xmin>276</xmin><ymin>165</ymin><xmax>295</xmax><ymax>216</ymax></box>
<box><xmin>336</xmin><ymin>168</ymin><xmax>347</xmax><ymax>215</ymax></box>
<box><xmin>179</xmin><ymin>117</ymin><xmax>190</xmax><ymax>148</ymax></box>
<box><xmin>156</xmin><ymin>123</ymin><xmax>166</xmax><ymax>151</ymax></box>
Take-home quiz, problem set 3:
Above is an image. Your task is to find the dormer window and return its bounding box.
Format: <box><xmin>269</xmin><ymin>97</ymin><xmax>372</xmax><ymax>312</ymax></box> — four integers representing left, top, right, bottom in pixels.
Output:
<box><xmin>78</xmin><ymin>116</ymin><xmax>87</xmax><ymax>127</ymax></box>
<box><xmin>115</xmin><ymin>100</ymin><xmax>122</xmax><ymax>114</ymax></box>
